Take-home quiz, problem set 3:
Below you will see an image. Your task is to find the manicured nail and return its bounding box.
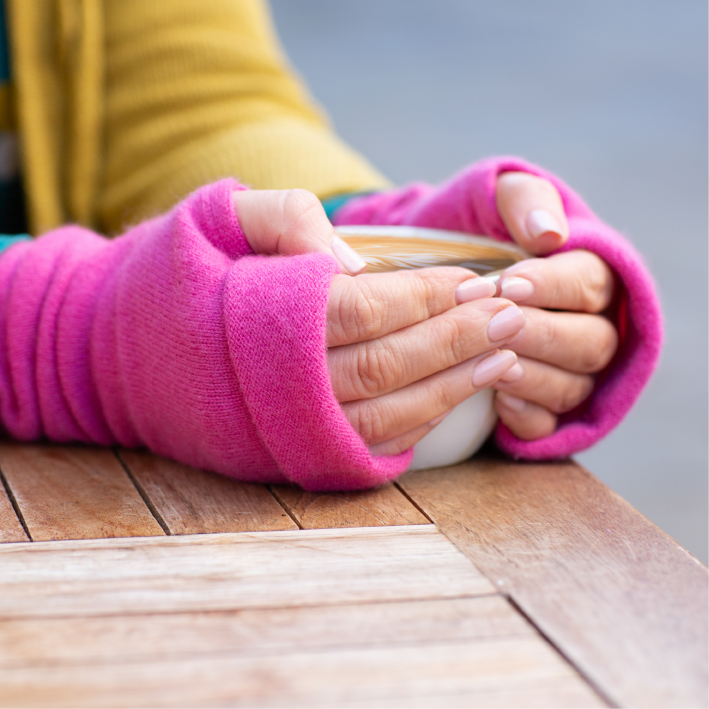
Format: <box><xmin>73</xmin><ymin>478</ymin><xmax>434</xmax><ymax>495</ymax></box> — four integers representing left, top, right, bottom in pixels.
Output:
<box><xmin>496</xmin><ymin>391</ymin><xmax>527</xmax><ymax>412</ymax></box>
<box><xmin>501</xmin><ymin>262</ymin><xmax>528</xmax><ymax>278</ymax></box>
<box><xmin>499</xmin><ymin>362</ymin><xmax>524</xmax><ymax>382</ymax></box>
<box><xmin>500</xmin><ymin>276</ymin><xmax>535</xmax><ymax>302</ymax></box>
<box><xmin>526</xmin><ymin>209</ymin><xmax>563</xmax><ymax>240</ymax></box>
<box><xmin>429</xmin><ymin>410</ymin><xmax>452</xmax><ymax>427</ymax></box>
<box><xmin>456</xmin><ymin>277</ymin><xmax>496</xmax><ymax>303</ymax></box>
<box><xmin>331</xmin><ymin>234</ymin><xmax>367</xmax><ymax>275</ymax></box>
<box><xmin>487</xmin><ymin>305</ymin><xmax>525</xmax><ymax>341</ymax></box>
<box><xmin>472</xmin><ymin>350</ymin><xmax>517</xmax><ymax>388</ymax></box>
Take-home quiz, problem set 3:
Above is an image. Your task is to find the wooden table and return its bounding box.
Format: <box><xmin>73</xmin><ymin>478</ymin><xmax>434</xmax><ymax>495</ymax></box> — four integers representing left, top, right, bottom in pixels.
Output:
<box><xmin>0</xmin><ymin>442</ymin><xmax>705</xmax><ymax>708</ymax></box>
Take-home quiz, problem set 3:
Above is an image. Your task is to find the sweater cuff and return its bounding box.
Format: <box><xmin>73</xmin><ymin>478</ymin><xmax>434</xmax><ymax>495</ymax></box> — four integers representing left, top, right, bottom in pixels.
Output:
<box><xmin>223</xmin><ymin>253</ymin><xmax>412</xmax><ymax>491</ymax></box>
<box><xmin>468</xmin><ymin>157</ymin><xmax>663</xmax><ymax>459</ymax></box>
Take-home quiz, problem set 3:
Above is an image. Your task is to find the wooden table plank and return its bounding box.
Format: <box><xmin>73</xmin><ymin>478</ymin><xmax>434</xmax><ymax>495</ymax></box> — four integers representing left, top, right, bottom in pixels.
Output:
<box><xmin>271</xmin><ymin>484</ymin><xmax>429</xmax><ymax>529</ymax></box>
<box><xmin>0</xmin><ymin>596</ymin><xmax>534</xmax><ymax>667</ymax></box>
<box><xmin>118</xmin><ymin>450</ymin><xmax>297</xmax><ymax>534</ymax></box>
<box><xmin>0</xmin><ymin>637</ymin><xmax>604</xmax><ymax>708</ymax></box>
<box><xmin>0</xmin><ymin>477</ymin><xmax>27</xmax><ymax>543</ymax></box>
<box><xmin>399</xmin><ymin>456</ymin><xmax>709</xmax><ymax>709</ymax></box>
<box><xmin>0</xmin><ymin>444</ymin><xmax>164</xmax><ymax>541</ymax></box>
<box><xmin>0</xmin><ymin>526</ymin><xmax>496</xmax><ymax>618</ymax></box>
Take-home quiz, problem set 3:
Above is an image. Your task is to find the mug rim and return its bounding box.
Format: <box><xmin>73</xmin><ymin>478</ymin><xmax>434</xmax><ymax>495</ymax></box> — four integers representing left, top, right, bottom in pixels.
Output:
<box><xmin>334</xmin><ymin>225</ymin><xmax>528</xmax><ymax>259</ymax></box>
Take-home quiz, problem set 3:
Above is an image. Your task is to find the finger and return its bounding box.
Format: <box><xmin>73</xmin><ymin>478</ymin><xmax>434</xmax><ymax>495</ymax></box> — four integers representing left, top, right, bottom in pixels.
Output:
<box><xmin>495</xmin><ymin>392</ymin><xmax>558</xmax><ymax>440</ymax></box>
<box><xmin>329</xmin><ymin>299</ymin><xmax>525</xmax><ymax>402</ymax></box>
<box><xmin>343</xmin><ymin>350</ymin><xmax>517</xmax><ymax>446</ymax></box>
<box><xmin>368</xmin><ymin>411</ymin><xmax>451</xmax><ymax>457</ymax></box>
<box><xmin>496</xmin><ymin>172</ymin><xmax>569</xmax><ymax>255</ymax></box>
<box><xmin>506</xmin><ymin>306</ymin><xmax>618</xmax><ymax>374</ymax></box>
<box><xmin>233</xmin><ymin>188</ymin><xmax>367</xmax><ymax>274</ymax></box>
<box><xmin>327</xmin><ymin>268</ymin><xmax>495</xmax><ymax>347</ymax></box>
<box><xmin>494</xmin><ymin>355</ymin><xmax>594</xmax><ymax>414</ymax></box>
<box><xmin>498</xmin><ymin>250</ymin><xmax>615</xmax><ymax>313</ymax></box>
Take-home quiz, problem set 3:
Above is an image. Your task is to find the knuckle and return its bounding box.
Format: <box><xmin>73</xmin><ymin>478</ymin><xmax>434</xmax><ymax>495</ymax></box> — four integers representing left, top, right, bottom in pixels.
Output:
<box><xmin>410</xmin><ymin>270</ymin><xmax>441</xmax><ymax>315</ymax></box>
<box><xmin>352</xmin><ymin>400</ymin><xmax>388</xmax><ymax>444</ymax></box>
<box><xmin>580</xmin><ymin>259</ymin><xmax>614</xmax><ymax>313</ymax></box>
<box><xmin>551</xmin><ymin>376</ymin><xmax>594</xmax><ymax>414</ymax></box>
<box><xmin>280</xmin><ymin>188</ymin><xmax>327</xmax><ymax>239</ymax></box>
<box><xmin>356</xmin><ymin>340</ymin><xmax>402</xmax><ymax>396</ymax></box>
<box><xmin>431</xmin><ymin>314</ymin><xmax>466</xmax><ymax>366</ymax></box>
<box><xmin>579</xmin><ymin>318</ymin><xmax>618</xmax><ymax>373</ymax></box>
<box><xmin>283</xmin><ymin>188</ymin><xmax>321</xmax><ymax>216</ymax></box>
<box><xmin>534</xmin><ymin>313</ymin><xmax>559</xmax><ymax>359</ymax></box>
<box><xmin>337</xmin><ymin>280</ymin><xmax>385</xmax><ymax>342</ymax></box>
<box><xmin>429</xmin><ymin>375</ymin><xmax>457</xmax><ymax>411</ymax></box>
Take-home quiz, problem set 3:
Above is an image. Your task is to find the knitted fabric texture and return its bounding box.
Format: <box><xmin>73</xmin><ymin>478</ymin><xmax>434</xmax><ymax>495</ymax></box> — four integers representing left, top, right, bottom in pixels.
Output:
<box><xmin>0</xmin><ymin>179</ymin><xmax>410</xmax><ymax>491</ymax></box>
<box><xmin>334</xmin><ymin>157</ymin><xmax>663</xmax><ymax>460</ymax></box>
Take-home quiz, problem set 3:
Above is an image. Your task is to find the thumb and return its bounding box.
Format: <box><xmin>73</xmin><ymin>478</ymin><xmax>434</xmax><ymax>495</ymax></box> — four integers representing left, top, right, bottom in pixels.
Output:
<box><xmin>233</xmin><ymin>188</ymin><xmax>367</xmax><ymax>275</ymax></box>
<box><xmin>495</xmin><ymin>172</ymin><xmax>569</xmax><ymax>256</ymax></box>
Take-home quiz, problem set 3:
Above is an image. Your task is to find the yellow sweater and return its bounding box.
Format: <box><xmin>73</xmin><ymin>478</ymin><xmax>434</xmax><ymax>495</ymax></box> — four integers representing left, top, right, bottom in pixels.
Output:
<box><xmin>6</xmin><ymin>0</ymin><xmax>388</xmax><ymax>235</ymax></box>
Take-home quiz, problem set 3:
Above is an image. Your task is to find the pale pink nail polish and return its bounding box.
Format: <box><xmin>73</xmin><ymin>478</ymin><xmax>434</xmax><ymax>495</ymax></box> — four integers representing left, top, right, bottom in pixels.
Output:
<box><xmin>487</xmin><ymin>306</ymin><xmax>525</xmax><ymax>341</ymax></box>
<box><xmin>500</xmin><ymin>276</ymin><xmax>535</xmax><ymax>302</ymax></box>
<box><xmin>526</xmin><ymin>209</ymin><xmax>563</xmax><ymax>240</ymax></box>
<box><xmin>497</xmin><ymin>391</ymin><xmax>527</xmax><ymax>412</ymax></box>
<box><xmin>502</xmin><ymin>259</ymin><xmax>538</xmax><ymax>277</ymax></box>
<box><xmin>331</xmin><ymin>234</ymin><xmax>367</xmax><ymax>275</ymax></box>
<box><xmin>429</xmin><ymin>410</ymin><xmax>452</xmax><ymax>427</ymax></box>
<box><xmin>472</xmin><ymin>350</ymin><xmax>517</xmax><ymax>388</ymax></box>
<box><xmin>499</xmin><ymin>362</ymin><xmax>524</xmax><ymax>382</ymax></box>
<box><xmin>455</xmin><ymin>277</ymin><xmax>496</xmax><ymax>303</ymax></box>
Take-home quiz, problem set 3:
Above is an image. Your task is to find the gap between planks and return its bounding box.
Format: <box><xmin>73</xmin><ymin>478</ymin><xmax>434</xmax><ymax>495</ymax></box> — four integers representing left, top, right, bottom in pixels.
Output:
<box><xmin>0</xmin><ymin>596</ymin><xmax>535</xmax><ymax>667</ymax></box>
<box><xmin>399</xmin><ymin>455</ymin><xmax>709</xmax><ymax>709</ymax></box>
<box><xmin>0</xmin><ymin>526</ymin><xmax>496</xmax><ymax>618</ymax></box>
<box><xmin>0</xmin><ymin>443</ymin><xmax>434</xmax><ymax>542</ymax></box>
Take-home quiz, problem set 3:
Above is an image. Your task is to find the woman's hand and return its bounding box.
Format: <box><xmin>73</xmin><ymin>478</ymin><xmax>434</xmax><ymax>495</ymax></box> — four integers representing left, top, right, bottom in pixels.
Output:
<box><xmin>234</xmin><ymin>188</ymin><xmax>524</xmax><ymax>455</ymax></box>
<box><xmin>493</xmin><ymin>172</ymin><xmax>619</xmax><ymax>439</ymax></box>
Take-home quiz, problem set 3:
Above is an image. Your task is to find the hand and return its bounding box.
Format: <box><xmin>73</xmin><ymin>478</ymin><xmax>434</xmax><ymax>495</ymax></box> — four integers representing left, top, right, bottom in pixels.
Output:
<box><xmin>234</xmin><ymin>188</ymin><xmax>525</xmax><ymax>455</ymax></box>
<box><xmin>493</xmin><ymin>172</ymin><xmax>618</xmax><ymax>439</ymax></box>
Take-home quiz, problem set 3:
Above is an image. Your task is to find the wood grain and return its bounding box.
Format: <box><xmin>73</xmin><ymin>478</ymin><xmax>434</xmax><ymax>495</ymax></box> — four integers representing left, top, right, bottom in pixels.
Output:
<box><xmin>0</xmin><ymin>478</ymin><xmax>27</xmax><ymax>543</ymax></box>
<box><xmin>118</xmin><ymin>450</ymin><xmax>297</xmax><ymax>534</ymax></box>
<box><xmin>399</xmin><ymin>456</ymin><xmax>709</xmax><ymax>709</ymax></box>
<box><xmin>0</xmin><ymin>444</ymin><xmax>164</xmax><ymax>541</ymax></box>
<box><xmin>0</xmin><ymin>637</ymin><xmax>604</xmax><ymax>708</ymax></box>
<box><xmin>0</xmin><ymin>596</ymin><xmax>533</xmax><ymax>666</ymax></box>
<box><xmin>0</xmin><ymin>526</ymin><xmax>495</xmax><ymax>618</ymax></box>
<box><xmin>271</xmin><ymin>483</ymin><xmax>428</xmax><ymax>529</ymax></box>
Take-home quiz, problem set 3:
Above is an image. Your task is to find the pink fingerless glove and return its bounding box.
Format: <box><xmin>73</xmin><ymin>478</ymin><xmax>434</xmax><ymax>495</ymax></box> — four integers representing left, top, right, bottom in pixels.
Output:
<box><xmin>0</xmin><ymin>179</ymin><xmax>411</xmax><ymax>491</ymax></box>
<box><xmin>334</xmin><ymin>157</ymin><xmax>663</xmax><ymax>460</ymax></box>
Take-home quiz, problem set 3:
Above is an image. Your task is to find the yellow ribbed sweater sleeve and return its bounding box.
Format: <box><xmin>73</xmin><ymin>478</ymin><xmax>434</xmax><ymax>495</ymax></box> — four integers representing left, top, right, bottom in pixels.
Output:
<box><xmin>99</xmin><ymin>0</ymin><xmax>389</xmax><ymax>233</ymax></box>
<box><xmin>7</xmin><ymin>0</ymin><xmax>389</xmax><ymax>235</ymax></box>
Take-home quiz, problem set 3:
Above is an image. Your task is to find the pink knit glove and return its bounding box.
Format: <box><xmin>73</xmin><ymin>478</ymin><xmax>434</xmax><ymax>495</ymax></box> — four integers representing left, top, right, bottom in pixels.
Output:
<box><xmin>0</xmin><ymin>179</ymin><xmax>410</xmax><ymax>491</ymax></box>
<box><xmin>334</xmin><ymin>157</ymin><xmax>663</xmax><ymax>459</ymax></box>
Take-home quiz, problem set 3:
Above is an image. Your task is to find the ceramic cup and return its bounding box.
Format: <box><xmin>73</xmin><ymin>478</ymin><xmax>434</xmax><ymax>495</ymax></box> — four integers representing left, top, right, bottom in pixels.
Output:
<box><xmin>335</xmin><ymin>225</ymin><xmax>529</xmax><ymax>471</ymax></box>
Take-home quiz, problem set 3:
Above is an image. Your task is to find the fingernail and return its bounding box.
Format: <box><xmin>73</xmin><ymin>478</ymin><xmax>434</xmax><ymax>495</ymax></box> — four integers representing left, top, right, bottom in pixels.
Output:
<box><xmin>429</xmin><ymin>410</ymin><xmax>452</xmax><ymax>427</ymax></box>
<box><xmin>456</xmin><ymin>277</ymin><xmax>496</xmax><ymax>303</ymax></box>
<box><xmin>497</xmin><ymin>391</ymin><xmax>527</xmax><ymax>412</ymax></box>
<box><xmin>500</xmin><ymin>276</ymin><xmax>535</xmax><ymax>302</ymax></box>
<box><xmin>472</xmin><ymin>350</ymin><xmax>517</xmax><ymax>388</ymax></box>
<box><xmin>499</xmin><ymin>362</ymin><xmax>524</xmax><ymax>382</ymax></box>
<box><xmin>526</xmin><ymin>209</ymin><xmax>563</xmax><ymax>240</ymax></box>
<box><xmin>488</xmin><ymin>305</ymin><xmax>525</xmax><ymax>341</ymax></box>
<box><xmin>331</xmin><ymin>234</ymin><xmax>367</xmax><ymax>275</ymax></box>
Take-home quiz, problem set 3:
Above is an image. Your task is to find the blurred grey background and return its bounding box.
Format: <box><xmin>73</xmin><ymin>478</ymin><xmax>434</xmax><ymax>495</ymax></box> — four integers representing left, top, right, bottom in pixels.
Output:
<box><xmin>270</xmin><ymin>0</ymin><xmax>708</xmax><ymax>563</ymax></box>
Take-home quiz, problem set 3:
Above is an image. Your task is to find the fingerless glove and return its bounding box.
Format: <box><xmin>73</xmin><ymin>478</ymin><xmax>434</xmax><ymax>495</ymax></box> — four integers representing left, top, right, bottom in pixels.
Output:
<box><xmin>334</xmin><ymin>157</ymin><xmax>663</xmax><ymax>459</ymax></box>
<box><xmin>0</xmin><ymin>180</ymin><xmax>411</xmax><ymax>490</ymax></box>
